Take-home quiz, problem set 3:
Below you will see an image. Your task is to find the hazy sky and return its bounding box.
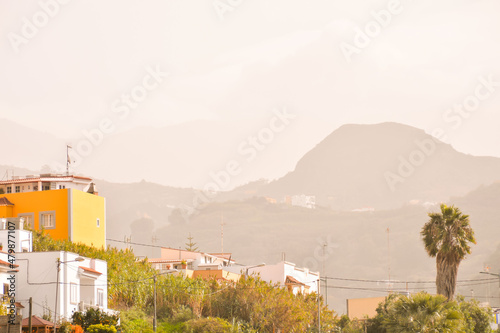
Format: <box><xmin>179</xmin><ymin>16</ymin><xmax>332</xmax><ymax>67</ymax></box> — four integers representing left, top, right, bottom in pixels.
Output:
<box><xmin>2</xmin><ymin>0</ymin><xmax>500</xmax><ymax>166</ymax></box>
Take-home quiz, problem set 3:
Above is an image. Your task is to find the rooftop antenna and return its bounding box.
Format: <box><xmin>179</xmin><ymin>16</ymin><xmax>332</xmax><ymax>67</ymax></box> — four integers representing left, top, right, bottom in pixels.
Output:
<box><xmin>66</xmin><ymin>145</ymin><xmax>72</xmax><ymax>175</ymax></box>
<box><xmin>152</xmin><ymin>235</ymin><xmax>158</xmax><ymax>257</ymax></box>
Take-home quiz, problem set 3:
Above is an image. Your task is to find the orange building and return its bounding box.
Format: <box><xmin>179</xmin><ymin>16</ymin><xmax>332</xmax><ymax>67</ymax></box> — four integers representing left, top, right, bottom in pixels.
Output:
<box><xmin>0</xmin><ymin>174</ymin><xmax>106</xmax><ymax>248</ymax></box>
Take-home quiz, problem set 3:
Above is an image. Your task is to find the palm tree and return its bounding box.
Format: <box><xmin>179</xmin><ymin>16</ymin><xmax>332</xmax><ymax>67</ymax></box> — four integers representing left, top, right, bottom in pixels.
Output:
<box><xmin>421</xmin><ymin>204</ymin><xmax>476</xmax><ymax>300</ymax></box>
<box><xmin>383</xmin><ymin>292</ymin><xmax>463</xmax><ymax>332</ymax></box>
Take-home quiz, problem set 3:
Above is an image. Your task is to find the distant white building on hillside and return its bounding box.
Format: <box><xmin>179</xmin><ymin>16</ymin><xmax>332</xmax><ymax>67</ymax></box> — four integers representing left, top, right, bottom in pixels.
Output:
<box><xmin>284</xmin><ymin>195</ymin><xmax>316</xmax><ymax>209</ymax></box>
<box><xmin>229</xmin><ymin>261</ymin><xmax>320</xmax><ymax>294</ymax></box>
<box><xmin>148</xmin><ymin>247</ymin><xmax>235</xmax><ymax>272</ymax></box>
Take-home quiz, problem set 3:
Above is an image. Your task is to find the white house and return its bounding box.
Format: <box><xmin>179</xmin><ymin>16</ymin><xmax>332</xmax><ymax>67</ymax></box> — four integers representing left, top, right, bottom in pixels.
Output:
<box><xmin>231</xmin><ymin>261</ymin><xmax>320</xmax><ymax>295</ymax></box>
<box><xmin>149</xmin><ymin>247</ymin><xmax>235</xmax><ymax>272</ymax></box>
<box><xmin>16</xmin><ymin>251</ymin><xmax>110</xmax><ymax>320</ymax></box>
<box><xmin>0</xmin><ymin>218</ymin><xmax>32</xmax><ymax>253</ymax></box>
<box><xmin>0</xmin><ymin>174</ymin><xmax>95</xmax><ymax>194</ymax></box>
<box><xmin>0</xmin><ymin>250</ymin><xmax>15</xmax><ymax>300</ymax></box>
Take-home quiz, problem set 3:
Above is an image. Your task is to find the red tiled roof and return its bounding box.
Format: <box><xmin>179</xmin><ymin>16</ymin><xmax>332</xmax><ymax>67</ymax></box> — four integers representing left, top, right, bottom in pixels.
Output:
<box><xmin>22</xmin><ymin>315</ymin><xmax>58</xmax><ymax>327</ymax></box>
<box><xmin>148</xmin><ymin>258</ymin><xmax>194</xmax><ymax>264</ymax></box>
<box><xmin>285</xmin><ymin>275</ymin><xmax>305</xmax><ymax>286</ymax></box>
<box><xmin>0</xmin><ymin>197</ymin><xmax>14</xmax><ymax>206</ymax></box>
<box><xmin>79</xmin><ymin>266</ymin><xmax>102</xmax><ymax>275</ymax></box>
<box><xmin>209</xmin><ymin>253</ymin><xmax>234</xmax><ymax>260</ymax></box>
<box><xmin>0</xmin><ymin>259</ymin><xmax>18</xmax><ymax>267</ymax></box>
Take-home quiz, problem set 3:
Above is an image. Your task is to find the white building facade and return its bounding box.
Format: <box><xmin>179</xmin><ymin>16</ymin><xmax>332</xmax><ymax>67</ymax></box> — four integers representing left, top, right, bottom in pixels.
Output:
<box><xmin>0</xmin><ymin>218</ymin><xmax>32</xmax><ymax>253</ymax></box>
<box><xmin>15</xmin><ymin>251</ymin><xmax>109</xmax><ymax>320</ymax></box>
<box><xmin>0</xmin><ymin>174</ymin><xmax>94</xmax><ymax>194</ymax></box>
<box><xmin>243</xmin><ymin>261</ymin><xmax>320</xmax><ymax>294</ymax></box>
<box><xmin>149</xmin><ymin>247</ymin><xmax>234</xmax><ymax>272</ymax></box>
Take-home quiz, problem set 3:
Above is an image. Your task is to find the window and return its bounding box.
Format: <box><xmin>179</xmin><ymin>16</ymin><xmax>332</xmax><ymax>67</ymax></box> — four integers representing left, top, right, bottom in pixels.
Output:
<box><xmin>70</xmin><ymin>283</ymin><xmax>78</xmax><ymax>304</ymax></box>
<box><xmin>15</xmin><ymin>186</ymin><xmax>20</xmax><ymax>193</ymax></box>
<box><xmin>18</xmin><ymin>213</ymin><xmax>34</xmax><ymax>229</ymax></box>
<box><xmin>39</xmin><ymin>211</ymin><xmax>56</xmax><ymax>229</ymax></box>
<box><xmin>6</xmin><ymin>187</ymin><xmax>11</xmax><ymax>193</ymax></box>
<box><xmin>96</xmin><ymin>218</ymin><xmax>100</xmax><ymax>228</ymax></box>
<box><xmin>97</xmin><ymin>289</ymin><xmax>104</xmax><ymax>307</ymax></box>
<box><xmin>43</xmin><ymin>185</ymin><xmax>50</xmax><ymax>191</ymax></box>
<box><xmin>58</xmin><ymin>185</ymin><xmax>66</xmax><ymax>189</ymax></box>
<box><xmin>3</xmin><ymin>283</ymin><xmax>8</xmax><ymax>295</ymax></box>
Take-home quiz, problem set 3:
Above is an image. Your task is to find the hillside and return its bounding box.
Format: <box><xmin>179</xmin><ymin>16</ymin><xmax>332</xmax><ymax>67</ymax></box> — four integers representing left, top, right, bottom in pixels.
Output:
<box><xmin>160</xmin><ymin>182</ymin><xmax>500</xmax><ymax>313</ymax></box>
<box><xmin>256</xmin><ymin>122</ymin><xmax>500</xmax><ymax>210</ymax></box>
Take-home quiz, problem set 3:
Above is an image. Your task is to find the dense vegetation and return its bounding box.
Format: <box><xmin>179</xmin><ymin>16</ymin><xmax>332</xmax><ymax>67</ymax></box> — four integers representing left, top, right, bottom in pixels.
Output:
<box><xmin>32</xmin><ymin>229</ymin><xmax>336</xmax><ymax>332</ymax></box>
<box><xmin>32</xmin><ymin>228</ymin><xmax>496</xmax><ymax>332</ymax></box>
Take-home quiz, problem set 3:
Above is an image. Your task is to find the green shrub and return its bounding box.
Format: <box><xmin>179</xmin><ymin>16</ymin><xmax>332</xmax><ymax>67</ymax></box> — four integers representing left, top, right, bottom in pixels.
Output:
<box><xmin>186</xmin><ymin>317</ymin><xmax>232</xmax><ymax>333</ymax></box>
<box><xmin>86</xmin><ymin>324</ymin><xmax>117</xmax><ymax>333</ymax></box>
<box><xmin>119</xmin><ymin>308</ymin><xmax>153</xmax><ymax>333</ymax></box>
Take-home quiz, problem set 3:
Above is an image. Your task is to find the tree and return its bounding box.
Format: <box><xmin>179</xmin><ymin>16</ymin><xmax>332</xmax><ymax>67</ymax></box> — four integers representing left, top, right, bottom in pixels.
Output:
<box><xmin>185</xmin><ymin>233</ymin><xmax>198</xmax><ymax>252</ymax></box>
<box><xmin>367</xmin><ymin>293</ymin><xmax>494</xmax><ymax>333</ymax></box>
<box><xmin>421</xmin><ymin>204</ymin><xmax>476</xmax><ymax>300</ymax></box>
<box><xmin>381</xmin><ymin>293</ymin><xmax>463</xmax><ymax>332</ymax></box>
<box><xmin>71</xmin><ymin>308</ymin><xmax>119</xmax><ymax>330</ymax></box>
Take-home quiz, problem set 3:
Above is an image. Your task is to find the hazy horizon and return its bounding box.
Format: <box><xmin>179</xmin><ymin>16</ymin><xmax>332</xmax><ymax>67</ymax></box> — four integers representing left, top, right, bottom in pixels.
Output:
<box><xmin>2</xmin><ymin>1</ymin><xmax>500</xmax><ymax>188</ymax></box>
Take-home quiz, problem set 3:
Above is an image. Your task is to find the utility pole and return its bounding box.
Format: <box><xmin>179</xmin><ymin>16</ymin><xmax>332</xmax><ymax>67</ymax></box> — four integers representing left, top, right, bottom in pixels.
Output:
<box><xmin>29</xmin><ymin>297</ymin><xmax>32</xmax><ymax>333</ymax></box>
<box><xmin>153</xmin><ymin>275</ymin><xmax>157</xmax><ymax>332</ymax></box>
<box><xmin>323</xmin><ymin>243</ymin><xmax>328</xmax><ymax>306</ymax></box>
<box><xmin>317</xmin><ymin>279</ymin><xmax>321</xmax><ymax>333</ymax></box>
<box><xmin>387</xmin><ymin>227</ymin><xmax>391</xmax><ymax>292</ymax></box>
<box><xmin>55</xmin><ymin>258</ymin><xmax>60</xmax><ymax>333</ymax></box>
<box><xmin>220</xmin><ymin>213</ymin><xmax>225</xmax><ymax>253</ymax></box>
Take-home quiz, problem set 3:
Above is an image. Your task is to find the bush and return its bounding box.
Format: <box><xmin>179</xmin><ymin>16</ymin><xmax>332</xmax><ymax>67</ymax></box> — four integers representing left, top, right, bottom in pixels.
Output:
<box><xmin>86</xmin><ymin>324</ymin><xmax>117</xmax><ymax>333</ymax></box>
<box><xmin>366</xmin><ymin>292</ymin><xmax>495</xmax><ymax>333</ymax></box>
<box><xmin>119</xmin><ymin>308</ymin><xmax>153</xmax><ymax>333</ymax></box>
<box><xmin>186</xmin><ymin>317</ymin><xmax>232</xmax><ymax>333</ymax></box>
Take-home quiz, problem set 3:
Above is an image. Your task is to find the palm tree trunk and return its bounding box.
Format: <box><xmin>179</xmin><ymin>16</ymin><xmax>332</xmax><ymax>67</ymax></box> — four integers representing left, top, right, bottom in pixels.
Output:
<box><xmin>436</xmin><ymin>252</ymin><xmax>459</xmax><ymax>300</ymax></box>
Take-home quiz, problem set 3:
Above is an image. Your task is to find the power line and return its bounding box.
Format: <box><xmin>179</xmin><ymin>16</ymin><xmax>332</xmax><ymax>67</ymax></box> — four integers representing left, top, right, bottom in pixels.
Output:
<box><xmin>107</xmin><ymin>238</ymin><xmax>167</xmax><ymax>248</ymax></box>
<box><xmin>323</xmin><ymin>276</ymin><xmax>498</xmax><ymax>284</ymax></box>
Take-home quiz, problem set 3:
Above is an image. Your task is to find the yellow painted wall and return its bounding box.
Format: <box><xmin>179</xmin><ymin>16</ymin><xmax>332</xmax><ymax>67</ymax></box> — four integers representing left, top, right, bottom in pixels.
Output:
<box><xmin>71</xmin><ymin>189</ymin><xmax>106</xmax><ymax>248</ymax></box>
<box><xmin>2</xmin><ymin>190</ymin><xmax>70</xmax><ymax>241</ymax></box>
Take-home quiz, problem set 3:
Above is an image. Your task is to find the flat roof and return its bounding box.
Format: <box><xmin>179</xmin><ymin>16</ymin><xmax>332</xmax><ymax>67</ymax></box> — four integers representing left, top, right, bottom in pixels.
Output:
<box><xmin>0</xmin><ymin>175</ymin><xmax>92</xmax><ymax>185</ymax></box>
